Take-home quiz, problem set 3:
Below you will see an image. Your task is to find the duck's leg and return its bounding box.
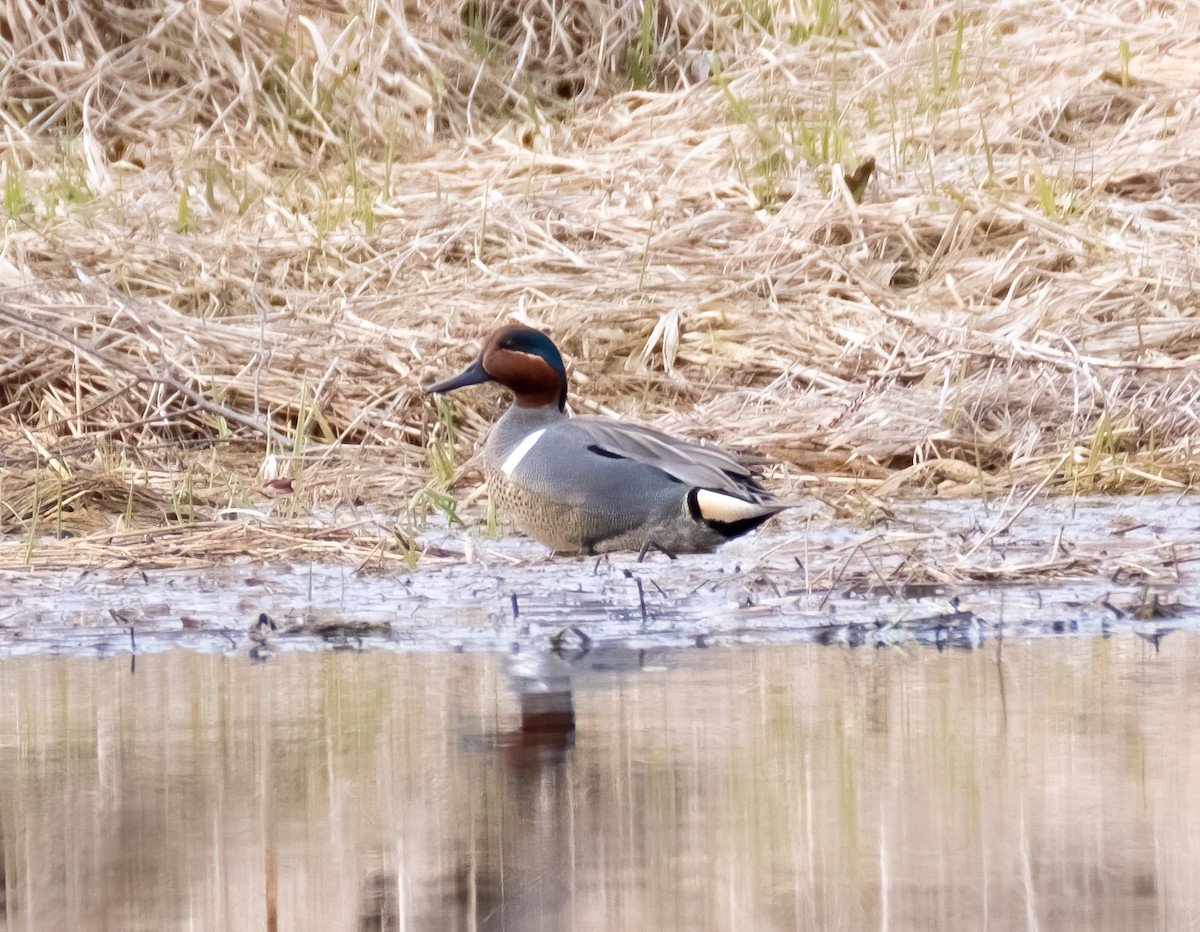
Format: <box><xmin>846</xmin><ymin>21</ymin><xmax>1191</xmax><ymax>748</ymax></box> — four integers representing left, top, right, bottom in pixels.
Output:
<box><xmin>637</xmin><ymin>539</ymin><xmax>678</xmax><ymax>563</ymax></box>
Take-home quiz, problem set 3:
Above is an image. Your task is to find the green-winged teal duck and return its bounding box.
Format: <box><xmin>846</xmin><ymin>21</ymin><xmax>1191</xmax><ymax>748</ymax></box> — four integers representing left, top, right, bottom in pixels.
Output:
<box><xmin>427</xmin><ymin>326</ymin><xmax>786</xmax><ymax>555</ymax></box>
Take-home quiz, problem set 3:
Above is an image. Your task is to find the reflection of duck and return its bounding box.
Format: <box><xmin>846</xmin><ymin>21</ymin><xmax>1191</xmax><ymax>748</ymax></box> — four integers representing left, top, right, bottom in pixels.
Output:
<box><xmin>364</xmin><ymin>642</ymin><xmax>684</xmax><ymax>931</ymax></box>
<box><xmin>427</xmin><ymin>326</ymin><xmax>786</xmax><ymax>555</ymax></box>
<box><xmin>448</xmin><ymin>647</ymin><xmax>584</xmax><ymax>931</ymax></box>
<box><xmin>497</xmin><ymin>644</ymin><xmax>582</xmax><ymax>770</ymax></box>
<box><xmin>359</xmin><ymin>647</ymin><xmax>582</xmax><ymax>932</ymax></box>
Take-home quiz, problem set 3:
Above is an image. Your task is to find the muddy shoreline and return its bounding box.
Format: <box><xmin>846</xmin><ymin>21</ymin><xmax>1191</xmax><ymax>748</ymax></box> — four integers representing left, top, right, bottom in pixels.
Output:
<box><xmin>0</xmin><ymin>495</ymin><xmax>1195</xmax><ymax>657</ymax></box>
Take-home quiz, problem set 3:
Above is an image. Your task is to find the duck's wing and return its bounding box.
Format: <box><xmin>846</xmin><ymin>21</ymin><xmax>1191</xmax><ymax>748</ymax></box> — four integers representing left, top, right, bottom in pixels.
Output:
<box><xmin>570</xmin><ymin>415</ymin><xmax>774</xmax><ymax>502</ymax></box>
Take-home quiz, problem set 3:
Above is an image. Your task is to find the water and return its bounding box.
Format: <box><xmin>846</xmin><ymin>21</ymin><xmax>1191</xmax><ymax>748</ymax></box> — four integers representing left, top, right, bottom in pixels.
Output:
<box><xmin>2</xmin><ymin>633</ymin><xmax>1198</xmax><ymax>931</ymax></box>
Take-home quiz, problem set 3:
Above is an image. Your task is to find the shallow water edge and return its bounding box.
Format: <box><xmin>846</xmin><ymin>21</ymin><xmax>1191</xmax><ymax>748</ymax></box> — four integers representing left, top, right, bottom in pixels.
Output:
<box><xmin>0</xmin><ymin>496</ymin><xmax>1196</xmax><ymax>656</ymax></box>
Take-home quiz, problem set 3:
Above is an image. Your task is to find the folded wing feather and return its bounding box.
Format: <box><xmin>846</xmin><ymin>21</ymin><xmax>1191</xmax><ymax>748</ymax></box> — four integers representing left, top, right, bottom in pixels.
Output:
<box><xmin>572</xmin><ymin>416</ymin><xmax>772</xmax><ymax>502</ymax></box>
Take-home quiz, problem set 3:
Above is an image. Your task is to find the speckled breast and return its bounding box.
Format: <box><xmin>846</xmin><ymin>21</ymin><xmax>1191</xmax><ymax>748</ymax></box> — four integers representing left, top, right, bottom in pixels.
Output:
<box><xmin>485</xmin><ymin>466</ymin><xmax>590</xmax><ymax>553</ymax></box>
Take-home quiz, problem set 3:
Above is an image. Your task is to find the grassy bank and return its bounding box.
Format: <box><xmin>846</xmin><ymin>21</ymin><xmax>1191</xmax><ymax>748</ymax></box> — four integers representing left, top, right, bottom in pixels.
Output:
<box><xmin>1</xmin><ymin>0</ymin><xmax>1197</xmax><ymax>566</ymax></box>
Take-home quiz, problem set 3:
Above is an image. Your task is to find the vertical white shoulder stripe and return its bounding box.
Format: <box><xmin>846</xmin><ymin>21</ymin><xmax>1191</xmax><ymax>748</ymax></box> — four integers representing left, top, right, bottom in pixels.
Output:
<box><xmin>500</xmin><ymin>429</ymin><xmax>547</xmax><ymax>476</ymax></box>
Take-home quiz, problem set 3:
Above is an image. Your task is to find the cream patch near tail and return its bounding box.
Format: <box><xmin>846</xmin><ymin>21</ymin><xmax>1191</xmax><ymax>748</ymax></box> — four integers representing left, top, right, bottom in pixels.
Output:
<box><xmin>694</xmin><ymin>488</ymin><xmax>772</xmax><ymax>523</ymax></box>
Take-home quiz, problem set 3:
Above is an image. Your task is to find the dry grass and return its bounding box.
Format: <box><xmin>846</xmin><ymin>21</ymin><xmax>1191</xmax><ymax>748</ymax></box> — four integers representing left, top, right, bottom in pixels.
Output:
<box><xmin>1</xmin><ymin>0</ymin><xmax>1198</xmax><ymax>565</ymax></box>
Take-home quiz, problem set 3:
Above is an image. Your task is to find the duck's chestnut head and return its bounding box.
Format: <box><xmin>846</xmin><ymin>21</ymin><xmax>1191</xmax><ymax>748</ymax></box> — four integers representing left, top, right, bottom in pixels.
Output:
<box><xmin>426</xmin><ymin>326</ymin><xmax>569</xmax><ymax>411</ymax></box>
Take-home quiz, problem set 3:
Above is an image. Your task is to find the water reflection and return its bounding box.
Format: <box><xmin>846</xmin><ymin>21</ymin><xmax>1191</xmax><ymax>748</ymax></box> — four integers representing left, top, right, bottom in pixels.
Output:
<box><xmin>0</xmin><ymin>633</ymin><xmax>1198</xmax><ymax>930</ymax></box>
